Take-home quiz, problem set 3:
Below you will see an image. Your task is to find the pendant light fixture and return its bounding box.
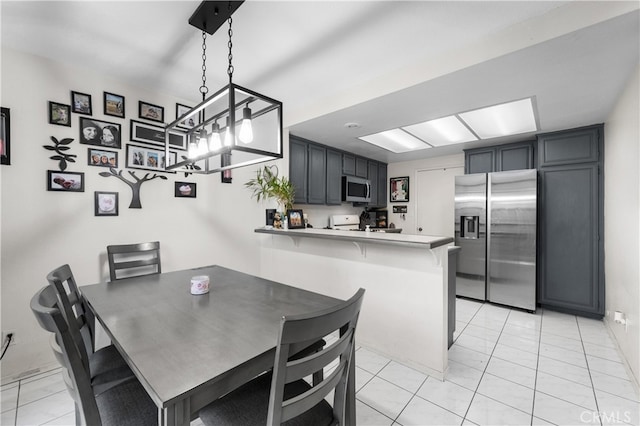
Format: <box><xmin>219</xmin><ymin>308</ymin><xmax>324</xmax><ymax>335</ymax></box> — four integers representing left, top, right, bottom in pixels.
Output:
<box><xmin>165</xmin><ymin>0</ymin><xmax>282</xmax><ymax>174</ymax></box>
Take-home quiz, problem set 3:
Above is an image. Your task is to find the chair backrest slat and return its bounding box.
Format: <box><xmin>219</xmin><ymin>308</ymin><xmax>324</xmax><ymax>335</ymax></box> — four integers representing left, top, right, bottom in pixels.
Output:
<box><xmin>267</xmin><ymin>288</ymin><xmax>365</xmax><ymax>426</ymax></box>
<box><xmin>107</xmin><ymin>241</ymin><xmax>161</xmax><ymax>281</ymax></box>
<box><xmin>31</xmin><ymin>286</ymin><xmax>102</xmax><ymax>425</ymax></box>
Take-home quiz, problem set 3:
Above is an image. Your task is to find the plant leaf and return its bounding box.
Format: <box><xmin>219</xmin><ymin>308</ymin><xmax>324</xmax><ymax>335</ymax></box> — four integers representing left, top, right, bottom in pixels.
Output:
<box><xmin>59</xmin><ymin>138</ymin><xmax>74</xmax><ymax>145</ymax></box>
<box><xmin>67</xmin><ymin>158</ymin><xmax>76</xmax><ymax>163</ymax></box>
<box><xmin>50</xmin><ymin>155</ymin><xmax>64</xmax><ymax>160</ymax></box>
<box><xmin>50</xmin><ymin>136</ymin><xmax>59</xmax><ymax>144</ymax></box>
<box><xmin>57</xmin><ymin>146</ymin><xmax>71</xmax><ymax>151</ymax></box>
<box><xmin>43</xmin><ymin>145</ymin><xmax>57</xmax><ymax>151</ymax></box>
<box><xmin>59</xmin><ymin>159</ymin><xmax>67</xmax><ymax>171</ymax></box>
<box><xmin>99</xmin><ymin>172</ymin><xmax>112</xmax><ymax>177</ymax></box>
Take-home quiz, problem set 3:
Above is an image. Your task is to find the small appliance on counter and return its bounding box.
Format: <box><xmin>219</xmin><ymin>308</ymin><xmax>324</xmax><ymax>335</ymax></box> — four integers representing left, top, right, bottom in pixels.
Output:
<box><xmin>330</xmin><ymin>214</ymin><xmax>402</xmax><ymax>233</ymax></box>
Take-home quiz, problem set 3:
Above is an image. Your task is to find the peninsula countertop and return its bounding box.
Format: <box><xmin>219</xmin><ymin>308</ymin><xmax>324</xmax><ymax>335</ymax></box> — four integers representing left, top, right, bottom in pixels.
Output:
<box><xmin>254</xmin><ymin>226</ymin><xmax>453</xmax><ymax>249</ymax></box>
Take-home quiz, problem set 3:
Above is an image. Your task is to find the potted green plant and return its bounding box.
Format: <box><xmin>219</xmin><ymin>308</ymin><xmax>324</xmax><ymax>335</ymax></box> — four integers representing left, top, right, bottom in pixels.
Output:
<box><xmin>245</xmin><ymin>165</ymin><xmax>295</xmax><ymax>215</ymax></box>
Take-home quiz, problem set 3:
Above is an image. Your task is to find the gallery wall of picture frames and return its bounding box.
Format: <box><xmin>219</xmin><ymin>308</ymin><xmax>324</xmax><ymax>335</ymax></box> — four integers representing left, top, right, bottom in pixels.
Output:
<box><xmin>43</xmin><ymin>88</ymin><xmax>200</xmax><ymax>215</ymax></box>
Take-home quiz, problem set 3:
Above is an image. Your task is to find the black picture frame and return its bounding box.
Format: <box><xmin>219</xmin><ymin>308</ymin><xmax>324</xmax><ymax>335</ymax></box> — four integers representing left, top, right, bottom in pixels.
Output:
<box><xmin>287</xmin><ymin>209</ymin><xmax>305</xmax><ymax>229</ymax></box>
<box><xmin>139</xmin><ymin>101</ymin><xmax>164</xmax><ymax>123</ymax></box>
<box><xmin>126</xmin><ymin>143</ymin><xmax>177</xmax><ymax>173</ymax></box>
<box><xmin>71</xmin><ymin>91</ymin><xmax>92</xmax><ymax>115</ymax></box>
<box><xmin>47</xmin><ymin>170</ymin><xmax>85</xmax><ymax>192</ymax></box>
<box><xmin>176</xmin><ymin>103</ymin><xmax>198</xmax><ymax>130</ymax></box>
<box><xmin>95</xmin><ymin>191</ymin><xmax>119</xmax><ymax>216</ymax></box>
<box><xmin>79</xmin><ymin>117</ymin><xmax>122</xmax><ymax>148</ymax></box>
<box><xmin>48</xmin><ymin>101</ymin><xmax>71</xmax><ymax>127</ymax></box>
<box><xmin>174</xmin><ymin>182</ymin><xmax>197</xmax><ymax>198</ymax></box>
<box><xmin>390</xmin><ymin>176</ymin><xmax>410</xmax><ymax>202</ymax></box>
<box><xmin>1</xmin><ymin>107</ymin><xmax>10</xmax><ymax>165</ymax></box>
<box><xmin>130</xmin><ymin>119</ymin><xmax>187</xmax><ymax>150</ymax></box>
<box><xmin>104</xmin><ymin>92</ymin><xmax>125</xmax><ymax>118</ymax></box>
<box><xmin>88</xmin><ymin>148</ymin><xmax>118</xmax><ymax>168</ymax></box>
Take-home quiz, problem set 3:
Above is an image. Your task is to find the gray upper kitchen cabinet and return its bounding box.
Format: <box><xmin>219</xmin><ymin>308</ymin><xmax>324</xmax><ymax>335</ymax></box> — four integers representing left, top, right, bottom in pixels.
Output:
<box><xmin>343</xmin><ymin>154</ymin><xmax>355</xmax><ymax>176</ymax></box>
<box><xmin>537</xmin><ymin>124</ymin><xmax>604</xmax><ymax>318</ymax></box>
<box><xmin>377</xmin><ymin>162</ymin><xmax>387</xmax><ymax>207</ymax></box>
<box><xmin>307</xmin><ymin>144</ymin><xmax>327</xmax><ymax>204</ymax></box>
<box><xmin>290</xmin><ymin>137</ymin><xmax>308</xmax><ymax>204</ymax></box>
<box><xmin>367</xmin><ymin>161</ymin><xmax>379</xmax><ymax>206</ymax></box>
<box><xmin>326</xmin><ymin>149</ymin><xmax>342</xmax><ymax>205</ymax></box>
<box><xmin>465</xmin><ymin>141</ymin><xmax>534</xmax><ymax>173</ymax></box>
<box><xmin>355</xmin><ymin>157</ymin><xmax>368</xmax><ymax>178</ymax></box>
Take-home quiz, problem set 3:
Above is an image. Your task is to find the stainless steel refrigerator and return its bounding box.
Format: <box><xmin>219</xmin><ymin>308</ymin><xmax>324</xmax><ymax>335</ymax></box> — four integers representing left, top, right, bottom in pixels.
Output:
<box><xmin>454</xmin><ymin>169</ymin><xmax>537</xmax><ymax>311</ymax></box>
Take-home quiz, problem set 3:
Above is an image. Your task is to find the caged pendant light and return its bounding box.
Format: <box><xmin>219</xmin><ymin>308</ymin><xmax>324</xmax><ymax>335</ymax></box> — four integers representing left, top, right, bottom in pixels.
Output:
<box><xmin>165</xmin><ymin>0</ymin><xmax>283</xmax><ymax>174</ymax></box>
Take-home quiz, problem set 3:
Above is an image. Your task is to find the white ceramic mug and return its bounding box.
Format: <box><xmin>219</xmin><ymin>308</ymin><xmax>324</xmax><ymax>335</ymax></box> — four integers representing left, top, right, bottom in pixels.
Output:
<box><xmin>190</xmin><ymin>275</ymin><xmax>210</xmax><ymax>295</ymax></box>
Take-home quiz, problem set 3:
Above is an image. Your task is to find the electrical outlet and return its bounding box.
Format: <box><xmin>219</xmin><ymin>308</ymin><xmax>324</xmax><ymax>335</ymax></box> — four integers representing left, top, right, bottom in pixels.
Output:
<box><xmin>2</xmin><ymin>331</ymin><xmax>16</xmax><ymax>346</ymax></box>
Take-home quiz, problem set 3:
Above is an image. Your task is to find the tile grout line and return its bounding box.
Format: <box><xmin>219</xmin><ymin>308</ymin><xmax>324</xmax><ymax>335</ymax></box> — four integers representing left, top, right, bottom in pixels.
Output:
<box><xmin>529</xmin><ymin>307</ymin><xmax>544</xmax><ymax>426</ymax></box>
<box><xmin>576</xmin><ymin>316</ymin><xmax>604</xmax><ymax>426</ymax></box>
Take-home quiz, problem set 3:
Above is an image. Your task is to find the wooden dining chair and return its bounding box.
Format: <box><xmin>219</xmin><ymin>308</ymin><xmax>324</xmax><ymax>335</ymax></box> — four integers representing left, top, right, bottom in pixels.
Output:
<box><xmin>31</xmin><ymin>285</ymin><xmax>157</xmax><ymax>426</ymax></box>
<box><xmin>46</xmin><ymin>264</ymin><xmax>134</xmax><ymax>387</ymax></box>
<box><xmin>107</xmin><ymin>241</ymin><xmax>161</xmax><ymax>281</ymax></box>
<box><xmin>199</xmin><ymin>288</ymin><xmax>365</xmax><ymax>426</ymax></box>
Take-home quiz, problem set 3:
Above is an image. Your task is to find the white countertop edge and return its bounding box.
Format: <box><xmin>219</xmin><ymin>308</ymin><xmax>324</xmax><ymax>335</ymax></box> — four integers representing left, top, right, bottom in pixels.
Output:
<box><xmin>254</xmin><ymin>227</ymin><xmax>453</xmax><ymax>249</ymax></box>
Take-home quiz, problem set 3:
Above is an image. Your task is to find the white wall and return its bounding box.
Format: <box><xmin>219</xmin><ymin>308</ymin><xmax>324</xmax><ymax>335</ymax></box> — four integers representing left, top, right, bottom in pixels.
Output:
<box><xmin>387</xmin><ymin>154</ymin><xmax>464</xmax><ymax>235</ymax></box>
<box><xmin>0</xmin><ymin>48</ymin><xmax>285</xmax><ymax>381</ymax></box>
<box><xmin>604</xmin><ymin>65</ymin><xmax>640</xmax><ymax>386</ymax></box>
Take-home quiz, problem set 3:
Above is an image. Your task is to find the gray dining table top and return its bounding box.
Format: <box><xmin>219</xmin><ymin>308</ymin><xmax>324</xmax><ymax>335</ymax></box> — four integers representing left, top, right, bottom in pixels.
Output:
<box><xmin>80</xmin><ymin>265</ymin><xmax>341</xmax><ymax>409</ymax></box>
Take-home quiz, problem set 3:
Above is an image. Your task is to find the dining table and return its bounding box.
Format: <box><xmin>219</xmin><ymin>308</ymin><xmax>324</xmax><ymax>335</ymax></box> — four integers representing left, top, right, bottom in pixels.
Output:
<box><xmin>80</xmin><ymin>265</ymin><xmax>352</xmax><ymax>426</ymax></box>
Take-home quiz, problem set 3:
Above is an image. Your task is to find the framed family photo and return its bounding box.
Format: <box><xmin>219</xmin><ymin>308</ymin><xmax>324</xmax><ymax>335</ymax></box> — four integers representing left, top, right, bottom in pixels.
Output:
<box><xmin>104</xmin><ymin>92</ymin><xmax>125</xmax><ymax>118</ymax></box>
<box><xmin>48</xmin><ymin>101</ymin><xmax>71</xmax><ymax>127</ymax></box>
<box><xmin>287</xmin><ymin>209</ymin><xmax>305</xmax><ymax>229</ymax></box>
<box><xmin>95</xmin><ymin>191</ymin><xmax>119</xmax><ymax>216</ymax></box>
<box><xmin>71</xmin><ymin>91</ymin><xmax>92</xmax><ymax>115</ymax></box>
<box><xmin>88</xmin><ymin>148</ymin><xmax>118</xmax><ymax>168</ymax></box>
<box><xmin>79</xmin><ymin>117</ymin><xmax>121</xmax><ymax>148</ymax></box>
<box><xmin>176</xmin><ymin>103</ymin><xmax>198</xmax><ymax>130</ymax></box>
<box><xmin>174</xmin><ymin>182</ymin><xmax>197</xmax><ymax>198</ymax></box>
<box><xmin>390</xmin><ymin>176</ymin><xmax>410</xmax><ymax>202</ymax></box>
<box><xmin>47</xmin><ymin>170</ymin><xmax>84</xmax><ymax>192</ymax></box>
<box><xmin>126</xmin><ymin>144</ymin><xmax>177</xmax><ymax>173</ymax></box>
<box><xmin>130</xmin><ymin>119</ymin><xmax>187</xmax><ymax>150</ymax></box>
<box><xmin>139</xmin><ymin>101</ymin><xmax>164</xmax><ymax>123</ymax></box>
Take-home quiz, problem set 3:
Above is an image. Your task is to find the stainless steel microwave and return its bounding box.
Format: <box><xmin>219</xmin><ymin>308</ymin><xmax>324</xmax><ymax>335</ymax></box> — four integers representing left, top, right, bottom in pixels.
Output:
<box><xmin>342</xmin><ymin>175</ymin><xmax>371</xmax><ymax>203</ymax></box>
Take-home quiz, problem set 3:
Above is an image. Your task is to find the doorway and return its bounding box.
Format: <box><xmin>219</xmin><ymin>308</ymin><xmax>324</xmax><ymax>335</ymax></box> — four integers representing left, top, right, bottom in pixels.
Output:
<box><xmin>415</xmin><ymin>166</ymin><xmax>464</xmax><ymax>236</ymax></box>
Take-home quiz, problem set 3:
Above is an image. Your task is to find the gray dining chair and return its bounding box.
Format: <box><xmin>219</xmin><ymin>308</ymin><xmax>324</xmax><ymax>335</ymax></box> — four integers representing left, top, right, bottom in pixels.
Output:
<box><xmin>107</xmin><ymin>241</ymin><xmax>161</xmax><ymax>281</ymax></box>
<box><xmin>31</xmin><ymin>285</ymin><xmax>157</xmax><ymax>426</ymax></box>
<box><xmin>199</xmin><ymin>288</ymin><xmax>365</xmax><ymax>426</ymax></box>
<box><xmin>46</xmin><ymin>264</ymin><xmax>134</xmax><ymax>387</ymax></box>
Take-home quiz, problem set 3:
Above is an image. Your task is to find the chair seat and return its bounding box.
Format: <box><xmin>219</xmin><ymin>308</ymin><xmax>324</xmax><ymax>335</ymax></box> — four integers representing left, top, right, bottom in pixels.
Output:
<box><xmin>90</xmin><ymin>344</ymin><xmax>134</xmax><ymax>390</ymax></box>
<box><xmin>96</xmin><ymin>377</ymin><xmax>157</xmax><ymax>426</ymax></box>
<box><xmin>199</xmin><ymin>372</ymin><xmax>335</xmax><ymax>426</ymax></box>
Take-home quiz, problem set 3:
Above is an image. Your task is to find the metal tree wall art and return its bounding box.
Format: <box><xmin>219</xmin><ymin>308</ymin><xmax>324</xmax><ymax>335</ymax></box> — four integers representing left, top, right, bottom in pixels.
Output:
<box><xmin>180</xmin><ymin>155</ymin><xmax>201</xmax><ymax>177</ymax></box>
<box><xmin>43</xmin><ymin>136</ymin><xmax>76</xmax><ymax>171</ymax></box>
<box><xmin>99</xmin><ymin>167</ymin><xmax>167</xmax><ymax>208</ymax></box>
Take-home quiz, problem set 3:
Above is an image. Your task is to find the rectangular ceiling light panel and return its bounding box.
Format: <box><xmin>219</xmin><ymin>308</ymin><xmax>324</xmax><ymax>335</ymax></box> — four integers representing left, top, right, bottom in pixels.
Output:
<box><xmin>359</xmin><ymin>129</ymin><xmax>431</xmax><ymax>153</ymax></box>
<box><xmin>458</xmin><ymin>98</ymin><xmax>537</xmax><ymax>139</ymax></box>
<box><xmin>403</xmin><ymin>115</ymin><xmax>478</xmax><ymax>146</ymax></box>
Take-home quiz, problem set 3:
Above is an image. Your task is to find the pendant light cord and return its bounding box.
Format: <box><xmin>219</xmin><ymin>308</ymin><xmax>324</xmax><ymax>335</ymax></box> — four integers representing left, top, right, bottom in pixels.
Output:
<box><xmin>227</xmin><ymin>11</ymin><xmax>234</xmax><ymax>83</ymax></box>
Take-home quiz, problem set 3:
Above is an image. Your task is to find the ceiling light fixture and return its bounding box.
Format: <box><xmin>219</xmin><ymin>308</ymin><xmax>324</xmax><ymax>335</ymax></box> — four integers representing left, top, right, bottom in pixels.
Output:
<box><xmin>359</xmin><ymin>129</ymin><xmax>431</xmax><ymax>153</ymax></box>
<box><xmin>403</xmin><ymin>116</ymin><xmax>478</xmax><ymax>146</ymax></box>
<box><xmin>458</xmin><ymin>98</ymin><xmax>537</xmax><ymax>139</ymax></box>
<box><xmin>165</xmin><ymin>1</ymin><xmax>282</xmax><ymax>174</ymax></box>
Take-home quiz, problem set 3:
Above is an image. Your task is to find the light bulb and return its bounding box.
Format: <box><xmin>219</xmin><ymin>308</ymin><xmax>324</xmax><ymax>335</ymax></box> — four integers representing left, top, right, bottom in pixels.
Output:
<box><xmin>208</xmin><ymin>122</ymin><xmax>221</xmax><ymax>152</ymax></box>
<box><xmin>197</xmin><ymin>129</ymin><xmax>208</xmax><ymax>155</ymax></box>
<box><xmin>239</xmin><ymin>105</ymin><xmax>253</xmax><ymax>143</ymax></box>
<box><xmin>224</xmin><ymin>117</ymin><xmax>233</xmax><ymax>147</ymax></box>
<box><xmin>187</xmin><ymin>139</ymin><xmax>198</xmax><ymax>159</ymax></box>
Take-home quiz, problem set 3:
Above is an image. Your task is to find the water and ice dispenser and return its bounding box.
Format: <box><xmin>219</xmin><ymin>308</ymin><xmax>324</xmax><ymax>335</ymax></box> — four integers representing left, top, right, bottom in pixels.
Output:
<box><xmin>460</xmin><ymin>216</ymin><xmax>479</xmax><ymax>239</ymax></box>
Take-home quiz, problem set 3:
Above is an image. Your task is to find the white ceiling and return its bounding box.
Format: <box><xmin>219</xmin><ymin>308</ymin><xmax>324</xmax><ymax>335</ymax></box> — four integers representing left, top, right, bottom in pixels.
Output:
<box><xmin>2</xmin><ymin>1</ymin><xmax>638</xmax><ymax>163</ymax></box>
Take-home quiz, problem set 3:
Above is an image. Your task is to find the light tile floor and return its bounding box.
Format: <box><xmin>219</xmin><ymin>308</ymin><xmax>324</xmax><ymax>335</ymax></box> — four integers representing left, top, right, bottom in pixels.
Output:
<box><xmin>2</xmin><ymin>299</ymin><xmax>639</xmax><ymax>425</ymax></box>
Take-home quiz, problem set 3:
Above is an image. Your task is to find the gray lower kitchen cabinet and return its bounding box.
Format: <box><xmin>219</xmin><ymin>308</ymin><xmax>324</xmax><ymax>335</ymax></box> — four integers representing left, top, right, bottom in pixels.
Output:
<box><xmin>326</xmin><ymin>149</ymin><xmax>342</xmax><ymax>205</ymax></box>
<box><xmin>537</xmin><ymin>124</ymin><xmax>604</xmax><ymax>318</ymax></box>
<box><xmin>290</xmin><ymin>138</ymin><xmax>308</xmax><ymax>204</ymax></box>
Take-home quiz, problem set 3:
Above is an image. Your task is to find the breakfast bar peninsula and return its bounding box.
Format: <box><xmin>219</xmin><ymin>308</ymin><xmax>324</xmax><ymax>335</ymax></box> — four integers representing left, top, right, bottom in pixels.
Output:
<box><xmin>255</xmin><ymin>227</ymin><xmax>453</xmax><ymax>379</ymax></box>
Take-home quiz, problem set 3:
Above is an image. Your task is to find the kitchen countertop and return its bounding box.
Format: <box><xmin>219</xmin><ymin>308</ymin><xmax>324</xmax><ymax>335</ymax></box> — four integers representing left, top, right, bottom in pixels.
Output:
<box><xmin>254</xmin><ymin>227</ymin><xmax>452</xmax><ymax>249</ymax></box>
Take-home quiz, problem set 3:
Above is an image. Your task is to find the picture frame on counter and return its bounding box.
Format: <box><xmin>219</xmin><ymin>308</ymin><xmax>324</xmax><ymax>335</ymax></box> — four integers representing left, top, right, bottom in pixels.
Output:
<box><xmin>126</xmin><ymin>143</ymin><xmax>177</xmax><ymax>173</ymax></box>
<box><xmin>47</xmin><ymin>170</ymin><xmax>85</xmax><ymax>192</ymax></box>
<box><xmin>130</xmin><ymin>119</ymin><xmax>187</xmax><ymax>150</ymax></box>
<box><xmin>286</xmin><ymin>209</ymin><xmax>305</xmax><ymax>229</ymax></box>
<box><xmin>48</xmin><ymin>101</ymin><xmax>71</xmax><ymax>127</ymax></box>
<box><xmin>390</xmin><ymin>176</ymin><xmax>409</xmax><ymax>202</ymax></box>
<box><xmin>174</xmin><ymin>181</ymin><xmax>196</xmax><ymax>198</ymax></box>
<box><xmin>71</xmin><ymin>91</ymin><xmax>92</xmax><ymax>115</ymax></box>
<box><xmin>104</xmin><ymin>92</ymin><xmax>125</xmax><ymax>118</ymax></box>
<box><xmin>95</xmin><ymin>191</ymin><xmax>119</xmax><ymax>216</ymax></box>
<box><xmin>138</xmin><ymin>100</ymin><xmax>164</xmax><ymax>123</ymax></box>
<box><xmin>88</xmin><ymin>148</ymin><xmax>118</xmax><ymax>168</ymax></box>
<box><xmin>79</xmin><ymin>117</ymin><xmax>122</xmax><ymax>149</ymax></box>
